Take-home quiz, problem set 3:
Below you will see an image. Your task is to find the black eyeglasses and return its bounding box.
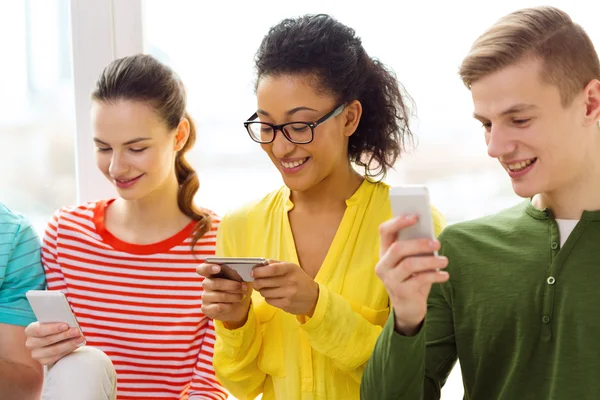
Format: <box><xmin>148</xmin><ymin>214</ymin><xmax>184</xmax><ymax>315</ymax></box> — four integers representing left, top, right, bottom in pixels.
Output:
<box><xmin>244</xmin><ymin>104</ymin><xmax>345</xmax><ymax>144</ymax></box>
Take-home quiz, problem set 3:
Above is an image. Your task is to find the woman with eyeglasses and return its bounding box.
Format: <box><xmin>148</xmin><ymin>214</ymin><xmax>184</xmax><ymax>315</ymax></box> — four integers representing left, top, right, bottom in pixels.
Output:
<box><xmin>197</xmin><ymin>14</ymin><xmax>445</xmax><ymax>400</ymax></box>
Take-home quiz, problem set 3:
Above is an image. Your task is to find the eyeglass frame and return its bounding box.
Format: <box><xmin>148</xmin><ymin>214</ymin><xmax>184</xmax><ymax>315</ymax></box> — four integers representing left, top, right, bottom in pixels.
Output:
<box><xmin>243</xmin><ymin>103</ymin><xmax>346</xmax><ymax>144</ymax></box>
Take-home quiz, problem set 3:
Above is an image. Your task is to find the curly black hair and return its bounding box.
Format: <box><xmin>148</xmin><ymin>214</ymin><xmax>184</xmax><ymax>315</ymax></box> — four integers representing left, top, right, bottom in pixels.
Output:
<box><xmin>255</xmin><ymin>14</ymin><xmax>414</xmax><ymax>179</ymax></box>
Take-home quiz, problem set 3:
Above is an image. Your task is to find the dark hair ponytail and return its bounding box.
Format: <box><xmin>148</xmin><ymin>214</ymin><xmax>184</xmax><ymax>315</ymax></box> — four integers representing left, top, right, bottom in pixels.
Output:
<box><xmin>255</xmin><ymin>14</ymin><xmax>414</xmax><ymax>179</ymax></box>
<box><xmin>92</xmin><ymin>54</ymin><xmax>211</xmax><ymax>247</ymax></box>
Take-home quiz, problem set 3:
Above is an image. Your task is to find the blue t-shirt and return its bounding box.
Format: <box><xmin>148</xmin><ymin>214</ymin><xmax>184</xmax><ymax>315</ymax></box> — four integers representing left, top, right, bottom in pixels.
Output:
<box><xmin>0</xmin><ymin>202</ymin><xmax>45</xmax><ymax>326</ymax></box>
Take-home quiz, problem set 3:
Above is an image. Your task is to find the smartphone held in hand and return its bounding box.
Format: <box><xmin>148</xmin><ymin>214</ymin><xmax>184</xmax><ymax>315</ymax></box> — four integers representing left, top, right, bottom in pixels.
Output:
<box><xmin>205</xmin><ymin>257</ymin><xmax>268</xmax><ymax>282</ymax></box>
<box><xmin>389</xmin><ymin>185</ymin><xmax>437</xmax><ymax>254</ymax></box>
<box><xmin>26</xmin><ymin>290</ymin><xmax>86</xmax><ymax>344</ymax></box>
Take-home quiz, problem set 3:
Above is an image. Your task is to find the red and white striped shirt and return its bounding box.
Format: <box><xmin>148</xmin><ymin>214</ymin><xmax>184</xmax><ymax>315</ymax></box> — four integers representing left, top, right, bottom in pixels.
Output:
<box><xmin>42</xmin><ymin>200</ymin><xmax>228</xmax><ymax>400</ymax></box>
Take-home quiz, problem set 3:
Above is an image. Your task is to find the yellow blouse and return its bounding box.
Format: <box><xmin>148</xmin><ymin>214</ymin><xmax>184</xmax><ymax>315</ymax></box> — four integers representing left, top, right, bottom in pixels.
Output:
<box><xmin>213</xmin><ymin>180</ymin><xmax>445</xmax><ymax>400</ymax></box>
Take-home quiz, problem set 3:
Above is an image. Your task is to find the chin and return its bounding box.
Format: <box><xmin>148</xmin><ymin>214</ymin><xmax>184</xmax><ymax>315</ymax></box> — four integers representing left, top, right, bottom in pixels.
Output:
<box><xmin>115</xmin><ymin>187</ymin><xmax>147</xmax><ymax>201</ymax></box>
<box><xmin>511</xmin><ymin>181</ymin><xmax>540</xmax><ymax>199</ymax></box>
<box><xmin>281</xmin><ymin>175</ymin><xmax>315</xmax><ymax>193</ymax></box>
<box><xmin>282</xmin><ymin>180</ymin><xmax>309</xmax><ymax>193</ymax></box>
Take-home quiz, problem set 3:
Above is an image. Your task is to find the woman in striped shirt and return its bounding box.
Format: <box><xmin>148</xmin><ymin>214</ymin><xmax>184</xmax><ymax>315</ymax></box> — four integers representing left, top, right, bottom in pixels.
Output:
<box><xmin>24</xmin><ymin>54</ymin><xmax>227</xmax><ymax>400</ymax></box>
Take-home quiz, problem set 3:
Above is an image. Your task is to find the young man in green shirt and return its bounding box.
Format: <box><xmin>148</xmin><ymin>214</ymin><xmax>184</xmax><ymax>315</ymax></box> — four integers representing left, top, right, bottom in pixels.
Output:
<box><xmin>361</xmin><ymin>6</ymin><xmax>600</xmax><ymax>400</ymax></box>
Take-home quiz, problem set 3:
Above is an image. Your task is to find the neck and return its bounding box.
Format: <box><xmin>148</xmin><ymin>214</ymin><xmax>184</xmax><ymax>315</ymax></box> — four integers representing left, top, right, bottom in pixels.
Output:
<box><xmin>113</xmin><ymin>174</ymin><xmax>189</xmax><ymax>231</ymax></box>
<box><xmin>533</xmin><ymin>145</ymin><xmax>600</xmax><ymax>219</ymax></box>
<box><xmin>290</xmin><ymin>163</ymin><xmax>364</xmax><ymax>213</ymax></box>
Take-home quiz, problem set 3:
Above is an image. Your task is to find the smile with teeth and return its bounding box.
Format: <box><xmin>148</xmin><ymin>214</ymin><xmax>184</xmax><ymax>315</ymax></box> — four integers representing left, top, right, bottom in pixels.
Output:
<box><xmin>280</xmin><ymin>157</ymin><xmax>309</xmax><ymax>169</ymax></box>
<box><xmin>507</xmin><ymin>158</ymin><xmax>536</xmax><ymax>172</ymax></box>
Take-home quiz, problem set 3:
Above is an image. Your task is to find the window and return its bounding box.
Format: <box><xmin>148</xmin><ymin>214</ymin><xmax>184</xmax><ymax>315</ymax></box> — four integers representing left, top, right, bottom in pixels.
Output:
<box><xmin>0</xmin><ymin>0</ymin><xmax>75</xmax><ymax>234</ymax></box>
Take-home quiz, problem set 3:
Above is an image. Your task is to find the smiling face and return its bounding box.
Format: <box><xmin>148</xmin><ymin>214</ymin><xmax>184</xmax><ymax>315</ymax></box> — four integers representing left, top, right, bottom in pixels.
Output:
<box><xmin>255</xmin><ymin>74</ymin><xmax>358</xmax><ymax>192</ymax></box>
<box><xmin>471</xmin><ymin>56</ymin><xmax>596</xmax><ymax>199</ymax></box>
<box><xmin>91</xmin><ymin>100</ymin><xmax>184</xmax><ymax>201</ymax></box>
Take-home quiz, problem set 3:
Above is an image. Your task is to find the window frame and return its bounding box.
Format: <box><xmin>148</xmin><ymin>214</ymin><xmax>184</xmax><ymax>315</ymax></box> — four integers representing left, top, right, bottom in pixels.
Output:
<box><xmin>69</xmin><ymin>0</ymin><xmax>143</xmax><ymax>203</ymax></box>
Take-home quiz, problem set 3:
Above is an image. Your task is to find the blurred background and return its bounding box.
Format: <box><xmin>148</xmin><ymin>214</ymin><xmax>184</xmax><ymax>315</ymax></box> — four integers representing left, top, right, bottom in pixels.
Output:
<box><xmin>1</xmin><ymin>1</ymin><xmax>597</xmax><ymax>397</ymax></box>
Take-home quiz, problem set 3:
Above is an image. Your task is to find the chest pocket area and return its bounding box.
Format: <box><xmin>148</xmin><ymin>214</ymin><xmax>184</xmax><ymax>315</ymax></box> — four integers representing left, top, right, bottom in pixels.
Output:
<box><xmin>254</xmin><ymin>296</ymin><xmax>286</xmax><ymax>377</ymax></box>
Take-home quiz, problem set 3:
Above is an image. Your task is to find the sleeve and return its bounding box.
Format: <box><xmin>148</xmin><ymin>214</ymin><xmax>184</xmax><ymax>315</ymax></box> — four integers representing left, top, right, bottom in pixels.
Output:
<box><xmin>187</xmin><ymin>318</ymin><xmax>229</xmax><ymax>400</ymax></box>
<box><xmin>0</xmin><ymin>216</ymin><xmax>46</xmax><ymax>326</ymax></box>
<box><xmin>41</xmin><ymin>210</ymin><xmax>68</xmax><ymax>292</ymax></box>
<box><xmin>297</xmin><ymin>284</ymin><xmax>386</xmax><ymax>383</ymax></box>
<box><xmin>361</xmin><ymin>227</ymin><xmax>458</xmax><ymax>400</ymax></box>
<box><xmin>296</xmin><ymin>204</ymin><xmax>449</xmax><ymax>384</ymax></box>
<box><xmin>360</xmin><ymin>311</ymin><xmax>426</xmax><ymax>399</ymax></box>
<box><xmin>210</xmin><ymin>213</ymin><xmax>267</xmax><ymax>400</ymax></box>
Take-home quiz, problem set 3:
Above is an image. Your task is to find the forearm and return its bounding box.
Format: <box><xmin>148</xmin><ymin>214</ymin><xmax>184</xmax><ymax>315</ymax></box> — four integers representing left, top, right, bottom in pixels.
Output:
<box><xmin>360</xmin><ymin>311</ymin><xmax>427</xmax><ymax>400</ymax></box>
<box><xmin>0</xmin><ymin>358</ymin><xmax>43</xmax><ymax>400</ymax></box>
<box><xmin>213</xmin><ymin>309</ymin><xmax>266</xmax><ymax>399</ymax></box>
<box><xmin>300</xmin><ymin>285</ymin><xmax>386</xmax><ymax>380</ymax></box>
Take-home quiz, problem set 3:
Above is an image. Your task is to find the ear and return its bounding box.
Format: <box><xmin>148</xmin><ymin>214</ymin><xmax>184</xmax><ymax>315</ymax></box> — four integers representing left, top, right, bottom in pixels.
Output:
<box><xmin>174</xmin><ymin>117</ymin><xmax>190</xmax><ymax>151</ymax></box>
<box><xmin>342</xmin><ymin>100</ymin><xmax>363</xmax><ymax>137</ymax></box>
<box><xmin>583</xmin><ymin>78</ymin><xmax>600</xmax><ymax>127</ymax></box>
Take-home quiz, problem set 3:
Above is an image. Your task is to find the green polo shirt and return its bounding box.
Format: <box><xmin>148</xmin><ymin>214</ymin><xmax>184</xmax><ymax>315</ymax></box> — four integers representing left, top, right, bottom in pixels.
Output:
<box><xmin>0</xmin><ymin>202</ymin><xmax>45</xmax><ymax>327</ymax></box>
<box><xmin>361</xmin><ymin>201</ymin><xmax>600</xmax><ymax>400</ymax></box>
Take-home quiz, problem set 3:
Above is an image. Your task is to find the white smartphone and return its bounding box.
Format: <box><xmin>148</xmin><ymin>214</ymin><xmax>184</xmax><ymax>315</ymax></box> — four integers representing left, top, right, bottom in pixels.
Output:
<box><xmin>389</xmin><ymin>185</ymin><xmax>436</xmax><ymax>253</ymax></box>
<box><xmin>205</xmin><ymin>257</ymin><xmax>268</xmax><ymax>282</ymax></box>
<box><xmin>26</xmin><ymin>290</ymin><xmax>85</xmax><ymax>342</ymax></box>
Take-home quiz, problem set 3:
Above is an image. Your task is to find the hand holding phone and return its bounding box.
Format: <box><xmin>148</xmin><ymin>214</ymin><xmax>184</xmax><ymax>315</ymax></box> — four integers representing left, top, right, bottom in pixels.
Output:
<box><xmin>24</xmin><ymin>290</ymin><xmax>86</xmax><ymax>366</ymax></box>
<box><xmin>251</xmin><ymin>261</ymin><xmax>320</xmax><ymax>317</ymax></box>
<box><xmin>374</xmin><ymin>186</ymin><xmax>449</xmax><ymax>336</ymax></box>
<box><xmin>197</xmin><ymin>259</ymin><xmax>264</xmax><ymax>329</ymax></box>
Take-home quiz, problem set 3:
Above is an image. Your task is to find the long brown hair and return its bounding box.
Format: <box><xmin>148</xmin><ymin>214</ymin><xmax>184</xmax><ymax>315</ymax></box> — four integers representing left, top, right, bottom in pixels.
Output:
<box><xmin>92</xmin><ymin>54</ymin><xmax>211</xmax><ymax>247</ymax></box>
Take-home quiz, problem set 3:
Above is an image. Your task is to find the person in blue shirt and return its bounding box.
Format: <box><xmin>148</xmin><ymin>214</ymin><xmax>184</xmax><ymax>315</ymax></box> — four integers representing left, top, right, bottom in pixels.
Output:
<box><xmin>0</xmin><ymin>202</ymin><xmax>45</xmax><ymax>399</ymax></box>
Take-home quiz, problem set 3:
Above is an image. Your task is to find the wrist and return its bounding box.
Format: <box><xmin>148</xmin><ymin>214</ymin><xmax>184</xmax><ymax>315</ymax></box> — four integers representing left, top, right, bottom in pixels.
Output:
<box><xmin>223</xmin><ymin>317</ymin><xmax>247</xmax><ymax>330</ymax></box>
<box><xmin>394</xmin><ymin>316</ymin><xmax>423</xmax><ymax>337</ymax></box>
<box><xmin>305</xmin><ymin>281</ymin><xmax>320</xmax><ymax>318</ymax></box>
<box><xmin>223</xmin><ymin>300</ymin><xmax>252</xmax><ymax>330</ymax></box>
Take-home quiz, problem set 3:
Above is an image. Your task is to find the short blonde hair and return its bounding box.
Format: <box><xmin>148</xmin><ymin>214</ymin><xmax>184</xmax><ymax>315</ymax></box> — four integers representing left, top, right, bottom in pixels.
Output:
<box><xmin>459</xmin><ymin>6</ymin><xmax>600</xmax><ymax>106</ymax></box>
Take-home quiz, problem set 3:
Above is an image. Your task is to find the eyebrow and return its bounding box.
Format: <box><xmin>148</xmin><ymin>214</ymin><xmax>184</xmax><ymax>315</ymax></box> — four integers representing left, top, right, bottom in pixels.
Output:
<box><xmin>473</xmin><ymin>104</ymin><xmax>538</xmax><ymax>121</ymax></box>
<box><xmin>93</xmin><ymin>137</ymin><xmax>152</xmax><ymax>146</ymax></box>
<box><xmin>256</xmin><ymin>106</ymin><xmax>319</xmax><ymax>117</ymax></box>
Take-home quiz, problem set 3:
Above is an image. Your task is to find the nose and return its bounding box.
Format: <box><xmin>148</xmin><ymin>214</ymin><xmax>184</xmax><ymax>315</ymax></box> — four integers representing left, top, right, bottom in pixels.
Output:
<box><xmin>486</xmin><ymin>125</ymin><xmax>517</xmax><ymax>159</ymax></box>
<box><xmin>270</xmin><ymin>128</ymin><xmax>296</xmax><ymax>157</ymax></box>
<box><xmin>108</xmin><ymin>151</ymin><xmax>128</xmax><ymax>177</ymax></box>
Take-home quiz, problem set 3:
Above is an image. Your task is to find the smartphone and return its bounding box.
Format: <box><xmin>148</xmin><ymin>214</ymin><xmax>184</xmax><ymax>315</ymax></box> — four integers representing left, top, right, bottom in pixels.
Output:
<box><xmin>205</xmin><ymin>257</ymin><xmax>268</xmax><ymax>282</ymax></box>
<box><xmin>389</xmin><ymin>186</ymin><xmax>436</xmax><ymax>254</ymax></box>
<box><xmin>26</xmin><ymin>290</ymin><xmax>85</xmax><ymax>343</ymax></box>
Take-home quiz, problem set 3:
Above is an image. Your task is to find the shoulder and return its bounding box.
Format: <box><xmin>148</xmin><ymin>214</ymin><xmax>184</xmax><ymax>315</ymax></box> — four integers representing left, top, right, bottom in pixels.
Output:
<box><xmin>203</xmin><ymin>209</ymin><xmax>221</xmax><ymax>229</ymax></box>
<box><xmin>0</xmin><ymin>202</ymin><xmax>40</xmax><ymax>247</ymax></box>
<box><xmin>361</xmin><ymin>179</ymin><xmax>390</xmax><ymax>200</ymax></box>
<box><xmin>439</xmin><ymin>201</ymin><xmax>528</xmax><ymax>249</ymax></box>
<box><xmin>43</xmin><ymin>201</ymin><xmax>106</xmax><ymax>245</ymax></box>
<box><xmin>196</xmin><ymin>209</ymin><xmax>221</xmax><ymax>245</ymax></box>
<box><xmin>47</xmin><ymin>201</ymin><xmax>103</xmax><ymax>228</ymax></box>
<box><xmin>0</xmin><ymin>202</ymin><xmax>28</xmax><ymax>234</ymax></box>
<box><xmin>430</xmin><ymin>204</ymin><xmax>446</xmax><ymax>237</ymax></box>
<box><xmin>220</xmin><ymin>186</ymin><xmax>287</xmax><ymax>230</ymax></box>
<box><xmin>52</xmin><ymin>201</ymin><xmax>99</xmax><ymax>222</ymax></box>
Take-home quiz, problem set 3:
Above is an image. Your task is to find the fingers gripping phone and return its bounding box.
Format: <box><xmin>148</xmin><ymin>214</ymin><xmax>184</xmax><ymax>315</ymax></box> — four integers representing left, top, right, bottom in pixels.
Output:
<box><xmin>205</xmin><ymin>257</ymin><xmax>268</xmax><ymax>282</ymax></box>
<box><xmin>26</xmin><ymin>290</ymin><xmax>86</xmax><ymax>343</ymax></box>
<box><xmin>389</xmin><ymin>185</ymin><xmax>437</xmax><ymax>255</ymax></box>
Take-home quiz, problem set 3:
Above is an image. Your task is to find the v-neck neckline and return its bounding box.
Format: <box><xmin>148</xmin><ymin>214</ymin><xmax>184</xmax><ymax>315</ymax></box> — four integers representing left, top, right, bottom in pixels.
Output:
<box><xmin>281</xmin><ymin>179</ymin><xmax>371</xmax><ymax>283</ymax></box>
